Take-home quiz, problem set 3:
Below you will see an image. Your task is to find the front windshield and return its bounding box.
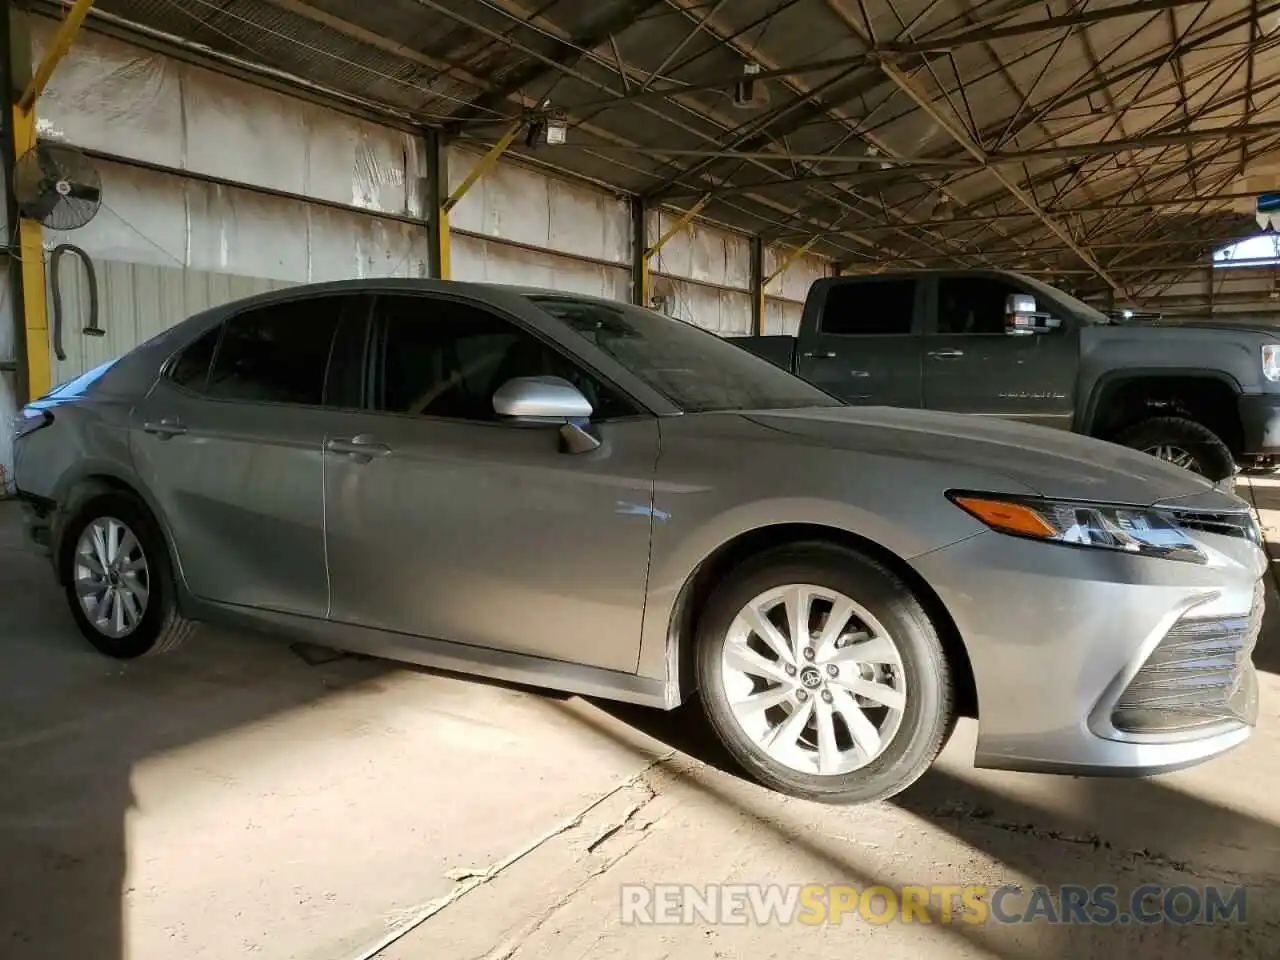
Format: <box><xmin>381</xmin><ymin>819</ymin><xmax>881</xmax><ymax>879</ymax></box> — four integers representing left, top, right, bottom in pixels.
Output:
<box><xmin>1015</xmin><ymin>272</ymin><xmax>1110</xmax><ymax>325</ymax></box>
<box><xmin>529</xmin><ymin>296</ymin><xmax>842</xmax><ymax>414</ymax></box>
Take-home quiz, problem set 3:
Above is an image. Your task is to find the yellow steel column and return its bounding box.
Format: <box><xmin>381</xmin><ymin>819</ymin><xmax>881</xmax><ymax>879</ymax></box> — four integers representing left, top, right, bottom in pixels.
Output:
<box><xmin>639</xmin><ymin>193</ymin><xmax>710</xmax><ymax>307</ymax></box>
<box><xmin>11</xmin><ymin>104</ymin><xmax>47</xmax><ymax>398</ymax></box>
<box><xmin>435</xmin><ymin>120</ymin><xmax>523</xmax><ymax>280</ymax></box>
<box><xmin>11</xmin><ymin>0</ymin><xmax>96</xmax><ymax>399</ymax></box>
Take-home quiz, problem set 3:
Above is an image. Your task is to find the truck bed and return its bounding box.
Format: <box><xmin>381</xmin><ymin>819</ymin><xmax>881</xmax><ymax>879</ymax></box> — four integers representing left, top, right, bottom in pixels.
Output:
<box><xmin>732</xmin><ymin>335</ymin><xmax>797</xmax><ymax>370</ymax></box>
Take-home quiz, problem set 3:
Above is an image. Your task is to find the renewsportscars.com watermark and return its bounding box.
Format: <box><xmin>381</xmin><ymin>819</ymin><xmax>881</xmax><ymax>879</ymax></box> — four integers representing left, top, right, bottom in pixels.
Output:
<box><xmin>620</xmin><ymin>883</ymin><xmax>1248</xmax><ymax>926</ymax></box>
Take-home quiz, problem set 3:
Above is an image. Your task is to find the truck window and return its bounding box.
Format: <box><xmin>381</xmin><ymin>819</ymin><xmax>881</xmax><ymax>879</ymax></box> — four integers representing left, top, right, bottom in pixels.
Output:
<box><xmin>938</xmin><ymin>276</ymin><xmax>1022</xmax><ymax>335</ymax></box>
<box><xmin>820</xmin><ymin>279</ymin><xmax>915</xmax><ymax>335</ymax></box>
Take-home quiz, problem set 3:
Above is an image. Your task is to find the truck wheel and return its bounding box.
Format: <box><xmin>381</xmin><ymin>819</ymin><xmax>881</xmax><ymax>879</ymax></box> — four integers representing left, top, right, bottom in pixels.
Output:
<box><xmin>1114</xmin><ymin>416</ymin><xmax>1236</xmax><ymax>482</ymax></box>
<box><xmin>60</xmin><ymin>491</ymin><xmax>196</xmax><ymax>658</ymax></box>
<box><xmin>695</xmin><ymin>542</ymin><xmax>955</xmax><ymax>805</ymax></box>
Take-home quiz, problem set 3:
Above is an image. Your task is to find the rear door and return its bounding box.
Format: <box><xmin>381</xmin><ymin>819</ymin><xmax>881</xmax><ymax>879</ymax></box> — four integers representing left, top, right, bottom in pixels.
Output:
<box><xmin>794</xmin><ymin>277</ymin><xmax>923</xmax><ymax>407</ymax></box>
<box><xmin>130</xmin><ymin>293</ymin><xmax>371</xmax><ymax>617</ymax></box>
<box><xmin>921</xmin><ymin>274</ymin><xmax>1079</xmax><ymax>428</ymax></box>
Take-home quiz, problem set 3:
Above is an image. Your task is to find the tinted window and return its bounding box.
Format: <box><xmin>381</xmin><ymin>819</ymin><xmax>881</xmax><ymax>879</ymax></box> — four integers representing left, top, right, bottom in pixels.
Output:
<box><xmin>373</xmin><ymin>295</ymin><xmax>635</xmax><ymax>421</ymax></box>
<box><xmin>532</xmin><ymin>296</ymin><xmax>841</xmax><ymax>414</ymax></box>
<box><xmin>820</xmin><ymin>280</ymin><xmax>915</xmax><ymax>335</ymax></box>
<box><xmin>169</xmin><ymin>326</ymin><xmax>219</xmax><ymax>391</ymax></box>
<box><xmin>938</xmin><ymin>276</ymin><xmax>1021</xmax><ymax>335</ymax></box>
<box><xmin>323</xmin><ymin>301</ymin><xmax>372</xmax><ymax>408</ymax></box>
<box><xmin>206</xmin><ymin>297</ymin><xmax>349</xmax><ymax>405</ymax></box>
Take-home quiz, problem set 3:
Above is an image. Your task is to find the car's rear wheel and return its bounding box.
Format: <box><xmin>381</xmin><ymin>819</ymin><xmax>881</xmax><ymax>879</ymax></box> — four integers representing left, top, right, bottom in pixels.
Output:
<box><xmin>61</xmin><ymin>491</ymin><xmax>195</xmax><ymax>658</ymax></box>
<box><xmin>695</xmin><ymin>543</ymin><xmax>955</xmax><ymax>804</ymax></box>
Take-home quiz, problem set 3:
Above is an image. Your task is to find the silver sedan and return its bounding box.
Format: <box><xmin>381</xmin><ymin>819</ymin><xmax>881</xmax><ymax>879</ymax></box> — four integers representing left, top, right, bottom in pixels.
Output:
<box><xmin>11</xmin><ymin>280</ymin><xmax>1264</xmax><ymax>803</ymax></box>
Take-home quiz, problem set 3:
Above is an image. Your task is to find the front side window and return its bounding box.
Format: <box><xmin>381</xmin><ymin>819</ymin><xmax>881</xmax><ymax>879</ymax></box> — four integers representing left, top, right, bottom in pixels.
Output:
<box><xmin>372</xmin><ymin>295</ymin><xmax>636</xmax><ymax>422</ymax></box>
<box><xmin>820</xmin><ymin>280</ymin><xmax>916</xmax><ymax>336</ymax></box>
<box><xmin>937</xmin><ymin>276</ymin><xmax>1023</xmax><ymax>335</ymax></box>
<box><xmin>203</xmin><ymin>297</ymin><xmax>350</xmax><ymax>405</ymax></box>
<box><xmin>532</xmin><ymin>296</ymin><xmax>841</xmax><ymax>414</ymax></box>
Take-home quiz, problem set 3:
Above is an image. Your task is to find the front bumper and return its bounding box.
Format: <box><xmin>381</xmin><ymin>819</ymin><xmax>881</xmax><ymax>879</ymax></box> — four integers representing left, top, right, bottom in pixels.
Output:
<box><xmin>17</xmin><ymin>494</ymin><xmax>54</xmax><ymax>557</ymax></box>
<box><xmin>1238</xmin><ymin>394</ymin><xmax>1280</xmax><ymax>455</ymax></box>
<box><xmin>911</xmin><ymin>527</ymin><xmax>1263</xmax><ymax>777</ymax></box>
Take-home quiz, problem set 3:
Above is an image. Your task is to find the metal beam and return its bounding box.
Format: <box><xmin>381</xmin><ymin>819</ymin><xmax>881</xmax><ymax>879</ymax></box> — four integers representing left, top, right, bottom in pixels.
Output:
<box><xmin>763</xmin><ymin>236</ymin><xmax>820</xmax><ymax>287</ymax></box>
<box><xmin>639</xmin><ymin>193</ymin><xmax>711</xmax><ymax>306</ymax></box>
<box><xmin>750</xmin><ymin>235</ymin><xmax>764</xmax><ymax>334</ymax></box>
<box><xmin>436</xmin><ymin>120</ymin><xmax>523</xmax><ymax>279</ymax></box>
<box><xmin>0</xmin><ymin>0</ymin><xmax>29</xmax><ymax>406</ymax></box>
<box><xmin>665</xmin><ymin>121</ymin><xmax>1280</xmax><ymax>200</ymax></box>
<box><xmin>877</xmin><ymin>58</ymin><xmax>1122</xmax><ymax>292</ymax></box>
<box><xmin>445</xmin><ymin>0</ymin><xmax>668</xmax><ymax>124</ymax></box>
<box><xmin>17</xmin><ymin>0</ymin><xmax>92</xmax><ymax>111</ymax></box>
<box><xmin>425</xmin><ymin>127</ymin><xmax>448</xmax><ymax>280</ymax></box>
<box><xmin>882</xmin><ymin>0</ymin><xmax>1210</xmax><ymax>55</ymax></box>
<box><xmin>632</xmin><ymin>197</ymin><xmax>648</xmax><ymax>306</ymax></box>
<box><xmin>9</xmin><ymin>0</ymin><xmax>92</xmax><ymax>402</ymax></box>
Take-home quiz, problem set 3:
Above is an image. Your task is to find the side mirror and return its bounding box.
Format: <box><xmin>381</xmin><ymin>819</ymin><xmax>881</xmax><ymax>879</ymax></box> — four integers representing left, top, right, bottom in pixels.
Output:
<box><xmin>492</xmin><ymin>376</ymin><xmax>601</xmax><ymax>454</ymax></box>
<box><xmin>493</xmin><ymin>376</ymin><xmax>593</xmax><ymax>421</ymax></box>
<box><xmin>1005</xmin><ymin>293</ymin><xmax>1061</xmax><ymax>336</ymax></box>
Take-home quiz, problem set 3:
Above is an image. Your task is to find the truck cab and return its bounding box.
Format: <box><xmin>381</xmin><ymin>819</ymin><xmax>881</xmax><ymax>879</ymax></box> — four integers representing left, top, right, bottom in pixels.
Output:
<box><xmin>794</xmin><ymin>270</ymin><xmax>1090</xmax><ymax>430</ymax></box>
<box><xmin>737</xmin><ymin>267</ymin><xmax>1280</xmax><ymax>482</ymax></box>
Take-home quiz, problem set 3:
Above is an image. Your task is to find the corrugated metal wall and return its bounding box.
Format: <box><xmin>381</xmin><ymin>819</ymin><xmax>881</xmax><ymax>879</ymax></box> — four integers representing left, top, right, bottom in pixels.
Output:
<box><xmin>0</xmin><ymin>13</ymin><xmax>830</xmax><ymax>485</ymax></box>
<box><xmin>1139</xmin><ymin>265</ymin><xmax>1280</xmax><ymax>325</ymax></box>
<box><xmin>763</xmin><ymin>244</ymin><xmax>828</xmax><ymax>335</ymax></box>
<box><xmin>1080</xmin><ymin>263</ymin><xmax>1280</xmax><ymax>325</ymax></box>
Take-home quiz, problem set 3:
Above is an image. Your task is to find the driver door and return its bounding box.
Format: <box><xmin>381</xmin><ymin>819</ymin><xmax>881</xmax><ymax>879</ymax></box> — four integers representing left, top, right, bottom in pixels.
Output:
<box><xmin>322</xmin><ymin>292</ymin><xmax>660</xmax><ymax>674</ymax></box>
<box><xmin>922</xmin><ymin>274</ymin><xmax>1078</xmax><ymax>428</ymax></box>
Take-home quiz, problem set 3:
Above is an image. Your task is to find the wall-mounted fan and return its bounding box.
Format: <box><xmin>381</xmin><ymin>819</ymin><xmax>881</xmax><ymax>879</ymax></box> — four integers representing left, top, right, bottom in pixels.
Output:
<box><xmin>13</xmin><ymin>142</ymin><xmax>102</xmax><ymax>230</ymax></box>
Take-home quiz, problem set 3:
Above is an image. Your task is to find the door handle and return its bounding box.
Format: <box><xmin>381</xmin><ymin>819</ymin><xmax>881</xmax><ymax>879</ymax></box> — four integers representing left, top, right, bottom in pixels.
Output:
<box><xmin>927</xmin><ymin>349</ymin><xmax>965</xmax><ymax>360</ymax></box>
<box><xmin>801</xmin><ymin>350</ymin><xmax>837</xmax><ymax>359</ymax></box>
<box><xmin>142</xmin><ymin>417</ymin><xmax>187</xmax><ymax>438</ymax></box>
<box><xmin>326</xmin><ymin>434</ymin><xmax>392</xmax><ymax>461</ymax></box>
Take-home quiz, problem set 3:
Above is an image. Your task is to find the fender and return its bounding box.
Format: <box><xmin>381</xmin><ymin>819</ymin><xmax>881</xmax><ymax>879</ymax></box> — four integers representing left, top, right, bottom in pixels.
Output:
<box><xmin>1077</xmin><ymin>367</ymin><xmax>1243</xmax><ymax>436</ymax></box>
<box><xmin>49</xmin><ymin>461</ymin><xmax>192</xmax><ymax>604</ymax></box>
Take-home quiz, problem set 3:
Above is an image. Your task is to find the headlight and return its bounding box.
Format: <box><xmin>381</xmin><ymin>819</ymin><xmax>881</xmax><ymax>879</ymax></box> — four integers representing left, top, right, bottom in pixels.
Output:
<box><xmin>1263</xmin><ymin>344</ymin><xmax>1280</xmax><ymax>381</ymax></box>
<box><xmin>948</xmin><ymin>492</ymin><xmax>1207</xmax><ymax>564</ymax></box>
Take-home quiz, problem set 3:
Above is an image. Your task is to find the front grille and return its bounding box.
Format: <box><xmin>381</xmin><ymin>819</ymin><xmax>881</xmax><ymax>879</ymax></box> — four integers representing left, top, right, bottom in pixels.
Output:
<box><xmin>1170</xmin><ymin>509</ymin><xmax>1262</xmax><ymax>546</ymax></box>
<box><xmin>1111</xmin><ymin>582</ymin><xmax>1263</xmax><ymax>735</ymax></box>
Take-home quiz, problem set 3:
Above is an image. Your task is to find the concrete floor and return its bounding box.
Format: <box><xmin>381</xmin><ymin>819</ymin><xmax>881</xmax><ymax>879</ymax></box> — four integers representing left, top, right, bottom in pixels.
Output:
<box><xmin>3</xmin><ymin>485</ymin><xmax>1280</xmax><ymax>960</ymax></box>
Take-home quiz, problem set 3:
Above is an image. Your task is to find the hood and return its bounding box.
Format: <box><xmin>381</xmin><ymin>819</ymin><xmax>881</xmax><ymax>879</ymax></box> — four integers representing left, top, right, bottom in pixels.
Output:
<box><xmin>1118</xmin><ymin>320</ymin><xmax>1280</xmax><ymax>337</ymax></box>
<box><xmin>743</xmin><ymin>406</ymin><xmax>1243</xmax><ymax>508</ymax></box>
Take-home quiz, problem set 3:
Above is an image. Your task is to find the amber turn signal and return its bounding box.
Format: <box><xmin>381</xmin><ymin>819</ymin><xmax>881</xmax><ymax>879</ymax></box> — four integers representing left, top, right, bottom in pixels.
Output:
<box><xmin>952</xmin><ymin>496</ymin><xmax>1058</xmax><ymax>538</ymax></box>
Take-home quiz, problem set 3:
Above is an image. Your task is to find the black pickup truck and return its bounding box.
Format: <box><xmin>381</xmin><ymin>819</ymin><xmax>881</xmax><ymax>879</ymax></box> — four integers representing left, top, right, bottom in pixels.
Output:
<box><xmin>736</xmin><ymin>269</ymin><xmax>1280</xmax><ymax>481</ymax></box>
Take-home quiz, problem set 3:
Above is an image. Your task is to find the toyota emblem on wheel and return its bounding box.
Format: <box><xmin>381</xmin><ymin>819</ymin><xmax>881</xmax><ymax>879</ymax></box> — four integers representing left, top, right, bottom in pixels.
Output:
<box><xmin>800</xmin><ymin>666</ymin><xmax>823</xmax><ymax>689</ymax></box>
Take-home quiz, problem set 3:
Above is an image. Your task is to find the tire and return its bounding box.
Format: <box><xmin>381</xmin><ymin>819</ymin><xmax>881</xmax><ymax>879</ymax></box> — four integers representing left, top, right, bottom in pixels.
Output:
<box><xmin>59</xmin><ymin>490</ymin><xmax>195</xmax><ymax>658</ymax></box>
<box><xmin>695</xmin><ymin>542</ymin><xmax>955</xmax><ymax>805</ymax></box>
<box><xmin>1113</xmin><ymin>416</ymin><xmax>1236</xmax><ymax>482</ymax></box>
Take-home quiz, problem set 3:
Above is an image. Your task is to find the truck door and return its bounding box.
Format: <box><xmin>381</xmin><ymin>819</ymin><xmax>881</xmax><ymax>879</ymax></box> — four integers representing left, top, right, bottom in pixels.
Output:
<box><xmin>922</xmin><ymin>274</ymin><xmax>1078</xmax><ymax>428</ymax></box>
<box><xmin>795</xmin><ymin>277</ymin><xmax>923</xmax><ymax>407</ymax></box>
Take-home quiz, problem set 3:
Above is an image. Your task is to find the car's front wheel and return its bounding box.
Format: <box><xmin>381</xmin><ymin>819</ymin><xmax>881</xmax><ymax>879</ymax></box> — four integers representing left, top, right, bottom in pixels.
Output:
<box><xmin>60</xmin><ymin>491</ymin><xmax>195</xmax><ymax>658</ymax></box>
<box><xmin>696</xmin><ymin>543</ymin><xmax>955</xmax><ymax>804</ymax></box>
<box><xmin>1114</xmin><ymin>416</ymin><xmax>1236</xmax><ymax>482</ymax></box>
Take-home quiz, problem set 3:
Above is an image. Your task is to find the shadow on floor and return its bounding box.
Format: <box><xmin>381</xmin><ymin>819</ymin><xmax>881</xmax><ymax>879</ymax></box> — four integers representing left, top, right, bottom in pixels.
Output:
<box><xmin>0</xmin><ymin>502</ymin><xmax>395</xmax><ymax>960</ymax></box>
<box><xmin>580</xmin><ymin>694</ymin><xmax>1280</xmax><ymax>958</ymax></box>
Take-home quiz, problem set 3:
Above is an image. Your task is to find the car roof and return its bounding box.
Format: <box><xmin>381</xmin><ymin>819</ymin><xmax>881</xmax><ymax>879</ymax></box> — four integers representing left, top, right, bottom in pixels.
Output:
<box><xmin>235</xmin><ymin>277</ymin><xmax>621</xmax><ymax>307</ymax></box>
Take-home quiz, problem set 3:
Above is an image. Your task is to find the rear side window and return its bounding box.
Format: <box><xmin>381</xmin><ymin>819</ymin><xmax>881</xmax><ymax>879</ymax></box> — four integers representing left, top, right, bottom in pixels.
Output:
<box><xmin>204</xmin><ymin>297</ymin><xmax>350</xmax><ymax>406</ymax></box>
<box><xmin>168</xmin><ymin>326</ymin><xmax>219</xmax><ymax>391</ymax></box>
<box><xmin>820</xmin><ymin>279</ymin><xmax>915</xmax><ymax>335</ymax></box>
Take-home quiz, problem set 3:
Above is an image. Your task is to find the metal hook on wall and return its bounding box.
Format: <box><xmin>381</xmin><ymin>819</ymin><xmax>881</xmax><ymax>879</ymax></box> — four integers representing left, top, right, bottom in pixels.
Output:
<box><xmin>49</xmin><ymin>242</ymin><xmax>100</xmax><ymax>362</ymax></box>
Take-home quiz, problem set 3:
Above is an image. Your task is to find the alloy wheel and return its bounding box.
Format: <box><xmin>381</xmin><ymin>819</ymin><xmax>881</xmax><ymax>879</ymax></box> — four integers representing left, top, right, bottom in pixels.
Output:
<box><xmin>1142</xmin><ymin>443</ymin><xmax>1201</xmax><ymax>473</ymax></box>
<box><xmin>74</xmin><ymin>517</ymin><xmax>150</xmax><ymax>639</ymax></box>
<box><xmin>720</xmin><ymin>584</ymin><xmax>907</xmax><ymax>776</ymax></box>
